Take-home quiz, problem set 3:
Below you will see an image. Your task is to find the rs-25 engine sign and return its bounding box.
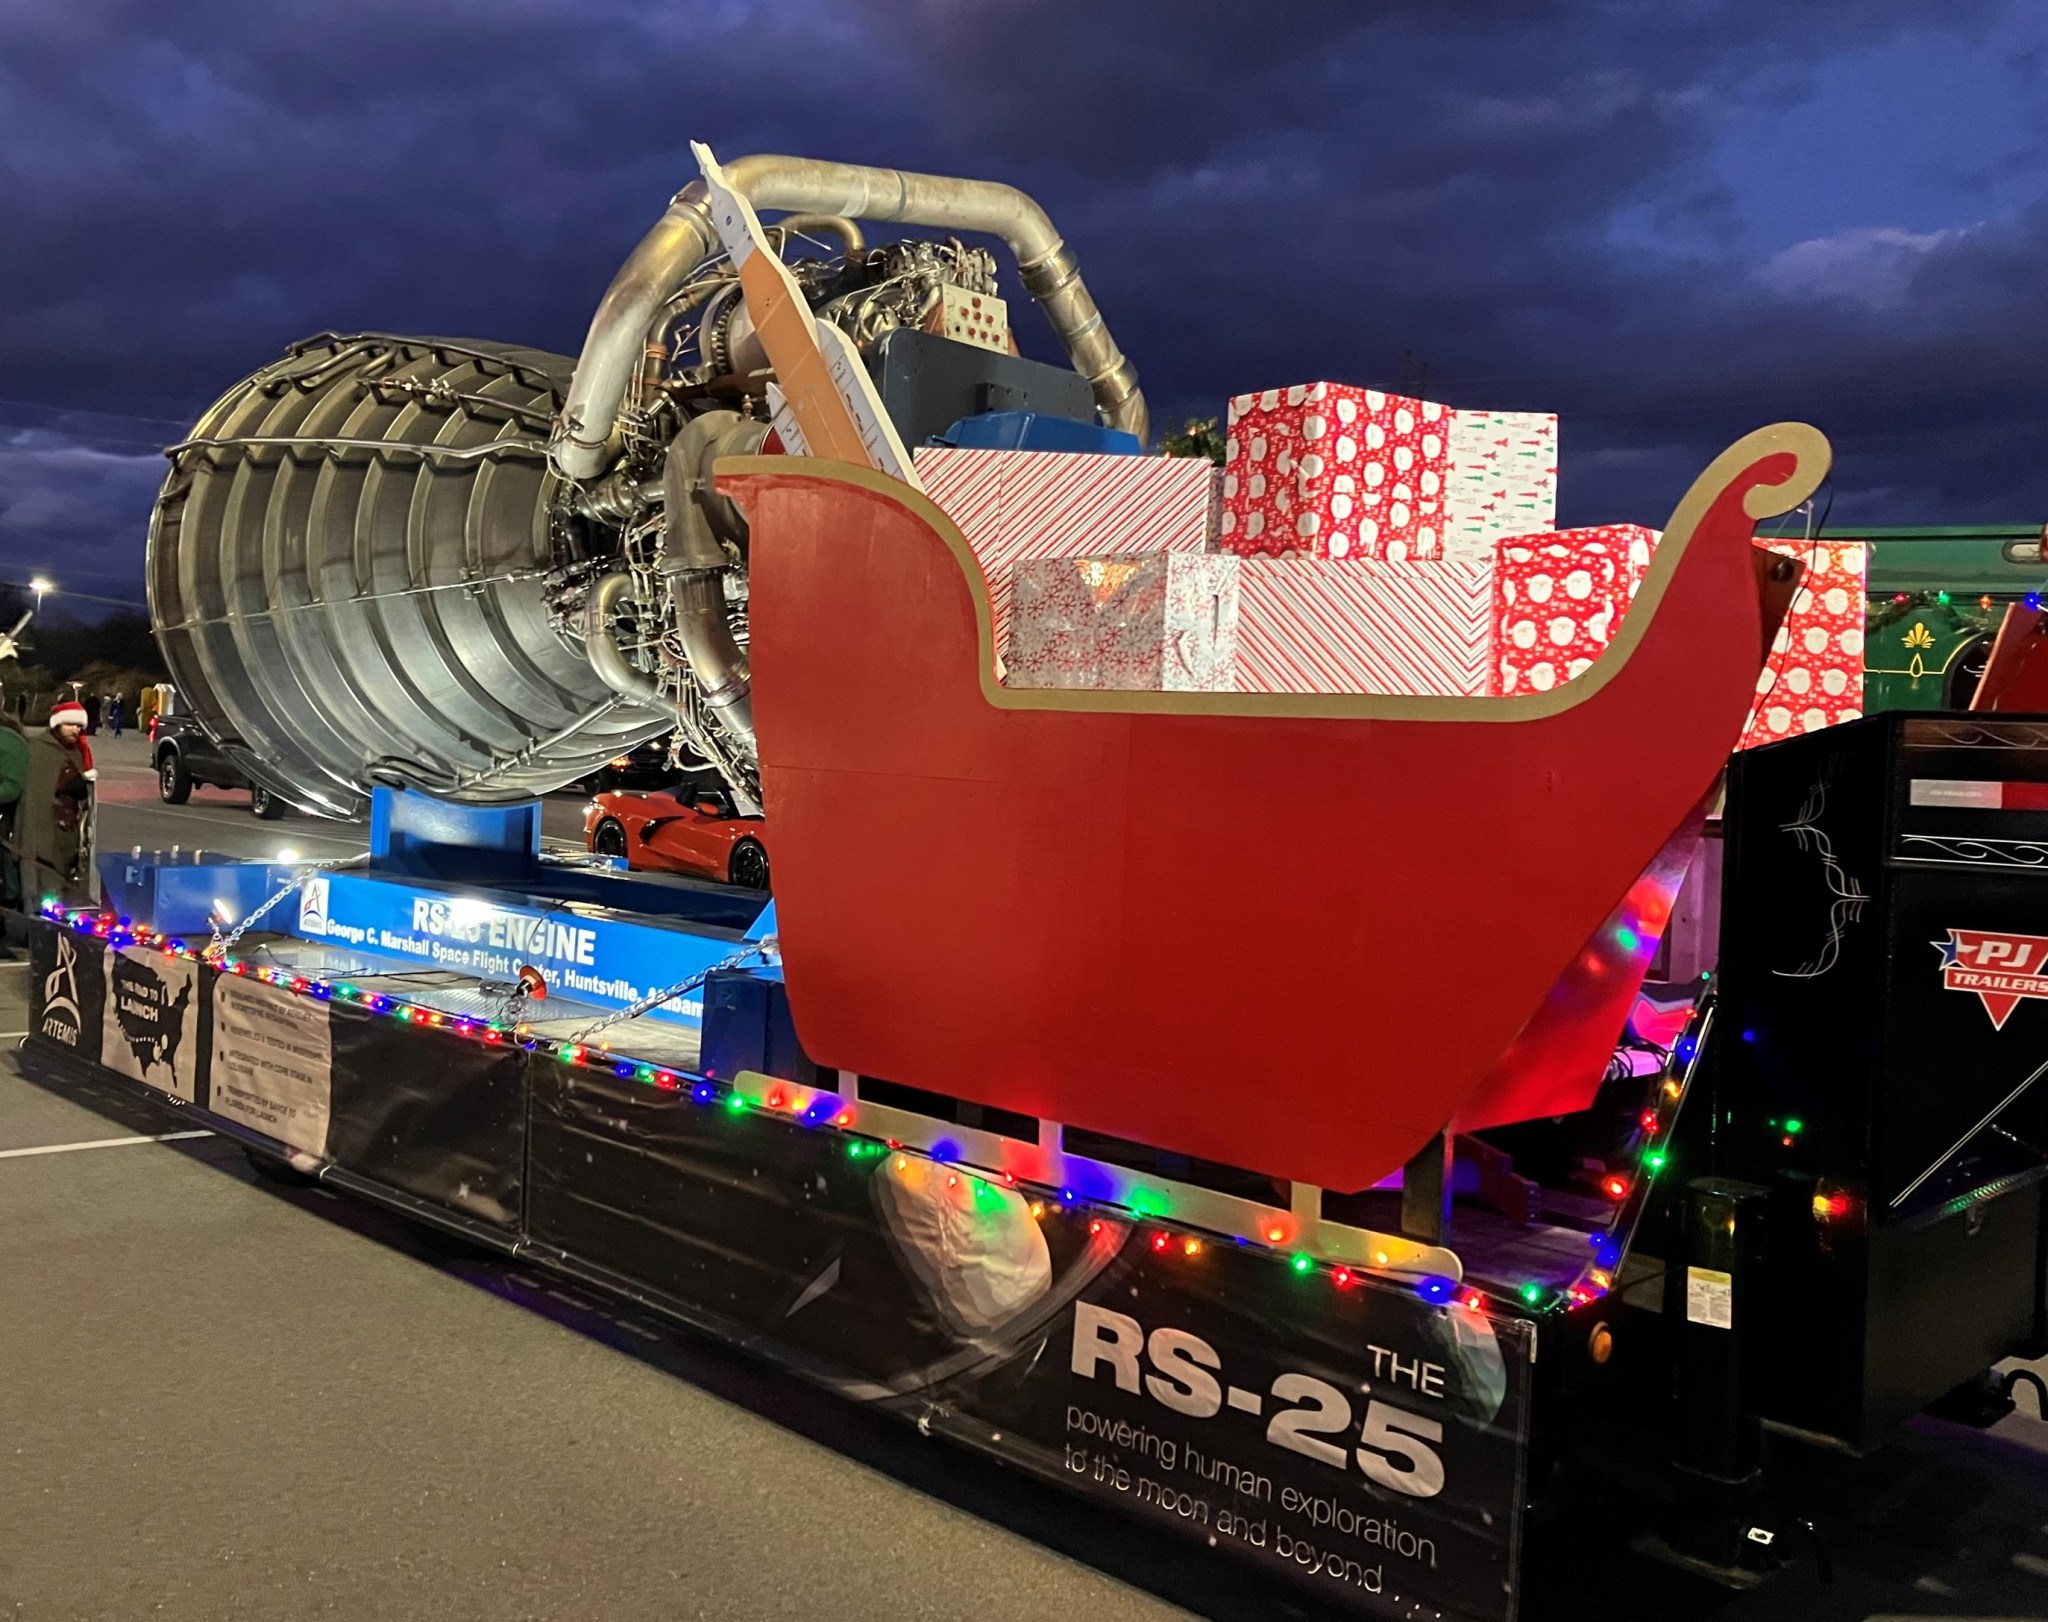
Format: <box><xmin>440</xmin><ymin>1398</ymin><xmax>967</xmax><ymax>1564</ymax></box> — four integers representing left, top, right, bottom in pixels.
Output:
<box><xmin>933</xmin><ymin>1244</ymin><xmax>1535</xmax><ymax>1622</ymax></box>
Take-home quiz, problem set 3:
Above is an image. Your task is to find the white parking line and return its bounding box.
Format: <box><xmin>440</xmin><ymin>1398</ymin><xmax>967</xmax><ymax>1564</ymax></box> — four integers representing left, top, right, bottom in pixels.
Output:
<box><xmin>0</xmin><ymin>1130</ymin><xmax>213</xmax><ymax>1160</ymax></box>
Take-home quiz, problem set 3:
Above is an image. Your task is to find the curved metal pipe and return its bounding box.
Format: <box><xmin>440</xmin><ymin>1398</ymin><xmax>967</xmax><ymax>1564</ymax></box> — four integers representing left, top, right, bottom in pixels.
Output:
<box><xmin>769</xmin><ymin>213</ymin><xmax>864</xmax><ymax>255</ymax></box>
<box><xmin>552</xmin><ymin>154</ymin><xmax>1145</xmax><ymax>480</ymax></box>
<box><xmin>582</xmin><ymin>571</ymin><xmax>665</xmax><ymax>708</ymax></box>
<box><xmin>660</xmin><ymin>412</ymin><xmax>770</xmax><ymax>743</ymax></box>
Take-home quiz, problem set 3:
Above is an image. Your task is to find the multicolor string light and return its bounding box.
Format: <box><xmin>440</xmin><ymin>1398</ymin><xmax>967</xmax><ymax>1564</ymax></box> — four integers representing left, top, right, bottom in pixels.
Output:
<box><xmin>46</xmin><ymin>902</ymin><xmax>1693</xmax><ymax>1316</ymax></box>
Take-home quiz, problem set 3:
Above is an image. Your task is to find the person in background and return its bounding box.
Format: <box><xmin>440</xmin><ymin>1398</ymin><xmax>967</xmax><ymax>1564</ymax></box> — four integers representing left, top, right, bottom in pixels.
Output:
<box><xmin>0</xmin><ymin>703</ymin><xmax>29</xmax><ymax>955</ymax></box>
<box><xmin>82</xmin><ymin>693</ymin><xmax>100</xmax><ymax>735</ymax></box>
<box><xmin>13</xmin><ymin>700</ymin><xmax>96</xmax><ymax>907</ymax></box>
<box><xmin>106</xmin><ymin>694</ymin><xmax>123</xmax><ymax>738</ymax></box>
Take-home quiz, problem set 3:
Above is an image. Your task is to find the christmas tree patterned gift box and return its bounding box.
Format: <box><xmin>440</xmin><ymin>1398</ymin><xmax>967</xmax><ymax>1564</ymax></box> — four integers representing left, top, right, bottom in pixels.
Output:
<box><xmin>1737</xmin><ymin>541</ymin><xmax>1866</xmax><ymax>749</ymax></box>
<box><xmin>1491</xmin><ymin>525</ymin><xmax>1660</xmax><ymax>697</ymax></box>
<box><xmin>1443</xmin><ymin>410</ymin><xmax>1559</xmax><ymax>567</ymax></box>
<box><xmin>1219</xmin><ymin>384</ymin><xmax>1449</xmax><ymax>563</ymax></box>
<box><xmin>1006</xmin><ymin>553</ymin><xmax>1238</xmax><ymax>692</ymax></box>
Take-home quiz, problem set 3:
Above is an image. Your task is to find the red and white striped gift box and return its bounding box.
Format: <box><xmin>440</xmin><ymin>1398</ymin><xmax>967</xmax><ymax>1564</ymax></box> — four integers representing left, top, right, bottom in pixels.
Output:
<box><xmin>1234</xmin><ymin>557</ymin><xmax>1494</xmax><ymax>697</ymax></box>
<box><xmin>913</xmin><ymin>447</ymin><xmax>1216</xmax><ymax>648</ymax></box>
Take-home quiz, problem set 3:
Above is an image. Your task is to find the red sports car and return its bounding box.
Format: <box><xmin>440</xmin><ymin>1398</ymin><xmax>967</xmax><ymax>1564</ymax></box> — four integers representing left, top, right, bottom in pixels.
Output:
<box><xmin>583</xmin><ymin>784</ymin><xmax>771</xmax><ymax>890</ymax></box>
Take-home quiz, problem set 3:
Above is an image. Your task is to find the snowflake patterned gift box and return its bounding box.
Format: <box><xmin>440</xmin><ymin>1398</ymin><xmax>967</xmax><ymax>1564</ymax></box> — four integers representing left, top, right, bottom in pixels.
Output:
<box><xmin>1737</xmin><ymin>540</ymin><xmax>1866</xmax><ymax>750</ymax></box>
<box><xmin>1491</xmin><ymin>524</ymin><xmax>1661</xmax><ymax>697</ymax></box>
<box><xmin>1234</xmin><ymin>556</ymin><xmax>1494</xmax><ymax>697</ymax></box>
<box><xmin>913</xmin><ymin>446</ymin><xmax>1217</xmax><ymax>653</ymax></box>
<box><xmin>1005</xmin><ymin>553</ymin><xmax>1239</xmax><ymax>692</ymax></box>
<box><xmin>1219</xmin><ymin>384</ymin><xmax>1451</xmax><ymax>563</ymax></box>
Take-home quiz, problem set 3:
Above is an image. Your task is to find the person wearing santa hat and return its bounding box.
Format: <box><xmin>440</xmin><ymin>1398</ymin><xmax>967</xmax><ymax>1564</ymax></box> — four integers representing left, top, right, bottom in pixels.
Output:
<box><xmin>9</xmin><ymin>700</ymin><xmax>95</xmax><ymax>906</ymax></box>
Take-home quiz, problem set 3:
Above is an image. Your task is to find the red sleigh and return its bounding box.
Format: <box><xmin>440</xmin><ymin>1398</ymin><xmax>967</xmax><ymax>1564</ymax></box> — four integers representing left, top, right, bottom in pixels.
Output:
<box><xmin>720</xmin><ymin>425</ymin><xmax>1828</xmax><ymax>1194</ymax></box>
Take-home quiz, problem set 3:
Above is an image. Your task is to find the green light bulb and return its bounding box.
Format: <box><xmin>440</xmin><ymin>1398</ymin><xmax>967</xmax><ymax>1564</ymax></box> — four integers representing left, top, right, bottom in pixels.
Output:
<box><xmin>1783</xmin><ymin>1118</ymin><xmax>1804</xmax><ymax>1135</ymax></box>
<box><xmin>1644</xmin><ymin>1149</ymin><xmax>1668</xmax><ymax>1172</ymax></box>
<box><xmin>1519</xmin><ymin>1281</ymin><xmax>1544</xmax><ymax>1305</ymax></box>
<box><xmin>1290</xmin><ymin>1253</ymin><xmax>1314</xmax><ymax>1274</ymax></box>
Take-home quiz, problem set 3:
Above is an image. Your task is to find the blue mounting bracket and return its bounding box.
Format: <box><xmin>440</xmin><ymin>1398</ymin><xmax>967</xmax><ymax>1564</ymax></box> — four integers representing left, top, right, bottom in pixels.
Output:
<box><xmin>369</xmin><ymin>787</ymin><xmax>543</xmax><ymax>886</ymax></box>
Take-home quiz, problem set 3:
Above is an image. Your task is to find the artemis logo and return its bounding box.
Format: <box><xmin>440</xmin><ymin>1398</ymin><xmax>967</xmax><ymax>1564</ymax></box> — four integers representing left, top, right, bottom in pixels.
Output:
<box><xmin>1934</xmin><ymin>929</ymin><xmax>2048</xmax><ymax>1029</ymax></box>
<box><xmin>298</xmin><ymin>877</ymin><xmax>331</xmax><ymax>937</ymax></box>
<box><xmin>40</xmin><ymin>930</ymin><xmax>82</xmax><ymax>1045</ymax></box>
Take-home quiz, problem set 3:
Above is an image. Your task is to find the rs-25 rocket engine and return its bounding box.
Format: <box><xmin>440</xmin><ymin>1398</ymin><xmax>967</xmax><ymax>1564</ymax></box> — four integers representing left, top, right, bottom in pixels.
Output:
<box><xmin>147</xmin><ymin>156</ymin><xmax>1145</xmax><ymax>817</ymax></box>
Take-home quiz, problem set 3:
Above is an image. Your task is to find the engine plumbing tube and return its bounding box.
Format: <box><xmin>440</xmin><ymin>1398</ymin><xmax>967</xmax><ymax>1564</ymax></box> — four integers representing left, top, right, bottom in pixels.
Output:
<box><xmin>552</xmin><ymin>155</ymin><xmax>1146</xmax><ymax>480</ymax></box>
<box><xmin>658</xmin><ymin>411</ymin><xmax>770</xmax><ymax>742</ymax></box>
<box><xmin>582</xmin><ymin>572</ymin><xmax>664</xmax><ymax>709</ymax></box>
<box><xmin>580</xmin><ymin>409</ymin><xmax>768</xmax><ymax>745</ymax></box>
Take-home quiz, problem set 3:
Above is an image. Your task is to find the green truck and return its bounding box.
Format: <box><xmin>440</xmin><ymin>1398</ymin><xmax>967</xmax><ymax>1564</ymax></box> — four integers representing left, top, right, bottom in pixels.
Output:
<box><xmin>1844</xmin><ymin>525</ymin><xmax>2048</xmax><ymax>711</ymax></box>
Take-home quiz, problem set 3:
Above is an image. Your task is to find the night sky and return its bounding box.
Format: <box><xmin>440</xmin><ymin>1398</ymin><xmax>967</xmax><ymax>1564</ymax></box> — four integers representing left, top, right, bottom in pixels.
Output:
<box><xmin>4</xmin><ymin>1</ymin><xmax>2046</xmax><ymax>611</ymax></box>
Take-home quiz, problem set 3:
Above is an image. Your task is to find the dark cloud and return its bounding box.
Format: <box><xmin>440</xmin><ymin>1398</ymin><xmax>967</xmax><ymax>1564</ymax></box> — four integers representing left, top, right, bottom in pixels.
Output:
<box><xmin>0</xmin><ymin>0</ymin><xmax>2044</xmax><ymax>611</ymax></box>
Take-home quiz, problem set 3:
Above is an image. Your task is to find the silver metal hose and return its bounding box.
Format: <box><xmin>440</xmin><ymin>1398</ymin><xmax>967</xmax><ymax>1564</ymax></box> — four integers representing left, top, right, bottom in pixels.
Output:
<box><xmin>551</xmin><ymin>154</ymin><xmax>1146</xmax><ymax>480</ymax></box>
<box><xmin>582</xmin><ymin>572</ymin><xmax>664</xmax><ymax>708</ymax></box>
<box><xmin>769</xmin><ymin>214</ymin><xmax>865</xmax><ymax>255</ymax></box>
<box><xmin>659</xmin><ymin>411</ymin><xmax>771</xmax><ymax>743</ymax></box>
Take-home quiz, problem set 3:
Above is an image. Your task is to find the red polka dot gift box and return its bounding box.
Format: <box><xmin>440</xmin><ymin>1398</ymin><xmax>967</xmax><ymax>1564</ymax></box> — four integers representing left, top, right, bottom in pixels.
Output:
<box><xmin>1736</xmin><ymin>541</ymin><xmax>1866</xmax><ymax>750</ymax></box>
<box><xmin>1491</xmin><ymin>524</ymin><xmax>1660</xmax><ymax>697</ymax></box>
<box><xmin>1220</xmin><ymin>384</ymin><xmax>1450</xmax><ymax>563</ymax></box>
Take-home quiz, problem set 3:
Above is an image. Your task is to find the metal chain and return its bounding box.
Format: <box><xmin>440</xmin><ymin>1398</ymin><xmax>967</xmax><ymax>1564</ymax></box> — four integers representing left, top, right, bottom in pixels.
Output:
<box><xmin>569</xmin><ymin>937</ymin><xmax>777</xmax><ymax>1041</ymax></box>
<box><xmin>210</xmin><ymin>853</ymin><xmax>367</xmax><ymax>958</ymax></box>
<box><xmin>202</xmin><ymin>846</ymin><xmax>774</xmax><ymax>1049</ymax></box>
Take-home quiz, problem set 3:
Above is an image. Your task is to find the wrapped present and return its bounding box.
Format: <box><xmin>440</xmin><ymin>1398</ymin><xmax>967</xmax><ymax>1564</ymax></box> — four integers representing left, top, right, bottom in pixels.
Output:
<box><xmin>1443</xmin><ymin>410</ymin><xmax>1559</xmax><ymax>566</ymax></box>
<box><xmin>1236</xmin><ymin>557</ymin><xmax>1494</xmax><ymax>697</ymax></box>
<box><xmin>1220</xmin><ymin>384</ymin><xmax>1449</xmax><ymax>563</ymax></box>
<box><xmin>1491</xmin><ymin>524</ymin><xmax>1660</xmax><ymax>696</ymax></box>
<box><xmin>1738</xmin><ymin>541</ymin><xmax>1866</xmax><ymax>749</ymax></box>
<box><xmin>913</xmin><ymin>446</ymin><xmax>1216</xmax><ymax>650</ymax></box>
<box><xmin>1006</xmin><ymin>553</ymin><xmax>1238</xmax><ymax>691</ymax></box>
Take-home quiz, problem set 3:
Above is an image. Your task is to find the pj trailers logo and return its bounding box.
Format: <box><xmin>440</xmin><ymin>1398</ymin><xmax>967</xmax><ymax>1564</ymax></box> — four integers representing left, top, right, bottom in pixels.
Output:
<box><xmin>1935</xmin><ymin>929</ymin><xmax>2048</xmax><ymax>1029</ymax></box>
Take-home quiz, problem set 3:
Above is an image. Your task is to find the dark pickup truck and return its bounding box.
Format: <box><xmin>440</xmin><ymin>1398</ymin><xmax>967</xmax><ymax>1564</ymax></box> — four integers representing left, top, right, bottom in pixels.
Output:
<box><xmin>153</xmin><ymin>713</ymin><xmax>286</xmax><ymax>818</ymax></box>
